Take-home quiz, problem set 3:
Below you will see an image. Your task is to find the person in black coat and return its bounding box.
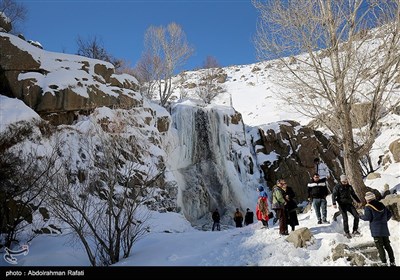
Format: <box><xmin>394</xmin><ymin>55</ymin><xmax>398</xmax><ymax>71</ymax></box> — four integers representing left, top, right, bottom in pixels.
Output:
<box><xmin>332</xmin><ymin>174</ymin><xmax>361</xmax><ymax>238</ymax></box>
<box><xmin>211</xmin><ymin>209</ymin><xmax>220</xmax><ymax>231</ymax></box>
<box><xmin>359</xmin><ymin>192</ymin><xmax>396</xmax><ymax>266</ymax></box>
<box><xmin>244</xmin><ymin>208</ymin><xmax>254</xmax><ymax>226</ymax></box>
<box><xmin>282</xmin><ymin>184</ymin><xmax>299</xmax><ymax>232</ymax></box>
<box><xmin>308</xmin><ymin>173</ymin><xmax>330</xmax><ymax>224</ymax></box>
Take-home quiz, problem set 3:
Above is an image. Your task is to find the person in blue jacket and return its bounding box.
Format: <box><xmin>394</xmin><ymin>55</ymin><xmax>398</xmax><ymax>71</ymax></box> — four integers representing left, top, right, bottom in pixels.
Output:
<box><xmin>359</xmin><ymin>192</ymin><xmax>396</xmax><ymax>266</ymax></box>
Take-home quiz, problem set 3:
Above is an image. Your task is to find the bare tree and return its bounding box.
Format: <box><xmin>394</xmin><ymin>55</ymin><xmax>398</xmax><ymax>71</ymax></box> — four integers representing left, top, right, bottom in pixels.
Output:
<box><xmin>176</xmin><ymin>72</ymin><xmax>189</xmax><ymax>100</ymax></box>
<box><xmin>359</xmin><ymin>154</ymin><xmax>375</xmax><ymax>177</ymax></box>
<box><xmin>133</xmin><ymin>52</ymin><xmax>162</xmax><ymax>100</ymax></box>
<box><xmin>253</xmin><ymin>0</ymin><xmax>400</xmax><ymax>201</ymax></box>
<box><xmin>0</xmin><ymin>0</ymin><xmax>27</xmax><ymax>33</ymax></box>
<box><xmin>203</xmin><ymin>55</ymin><xmax>221</xmax><ymax>69</ymax></box>
<box><xmin>195</xmin><ymin>68</ymin><xmax>227</xmax><ymax>104</ymax></box>
<box><xmin>141</xmin><ymin>22</ymin><xmax>194</xmax><ymax>107</ymax></box>
<box><xmin>76</xmin><ymin>35</ymin><xmax>123</xmax><ymax>70</ymax></box>
<box><xmin>113</xmin><ymin>59</ymin><xmax>133</xmax><ymax>75</ymax></box>
<box><xmin>46</xmin><ymin>130</ymin><xmax>162</xmax><ymax>266</ymax></box>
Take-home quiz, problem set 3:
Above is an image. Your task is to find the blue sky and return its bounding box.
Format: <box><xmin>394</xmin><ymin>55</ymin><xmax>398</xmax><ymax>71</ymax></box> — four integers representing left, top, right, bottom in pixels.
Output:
<box><xmin>20</xmin><ymin>0</ymin><xmax>259</xmax><ymax>71</ymax></box>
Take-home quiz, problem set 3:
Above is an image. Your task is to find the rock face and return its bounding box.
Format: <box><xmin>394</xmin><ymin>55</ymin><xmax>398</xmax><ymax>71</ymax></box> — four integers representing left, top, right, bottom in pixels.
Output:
<box><xmin>251</xmin><ymin>120</ymin><xmax>343</xmax><ymax>200</ymax></box>
<box><xmin>389</xmin><ymin>138</ymin><xmax>400</xmax><ymax>163</ymax></box>
<box><xmin>381</xmin><ymin>194</ymin><xmax>400</xmax><ymax>221</ymax></box>
<box><xmin>0</xmin><ymin>33</ymin><xmax>140</xmax><ymax>125</ymax></box>
<box><xmin>332</xmin><ymin>242</ymin><xmax>380</xmax><ymax>266</ymax></box>
<box><xmin>379</xmin><ymin>137</ymin><xmax>400</xmax><ymax>167</ymax></box>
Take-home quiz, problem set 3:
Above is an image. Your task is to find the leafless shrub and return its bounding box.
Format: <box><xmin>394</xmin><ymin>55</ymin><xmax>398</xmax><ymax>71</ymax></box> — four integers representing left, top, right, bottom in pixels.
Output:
<box><xmin>0</xmin><ymin>124</ymin><xmax>60</xmax><ymax>248</ymax></box>
<box><xmin>76</xmin><ymin>35</ymin><xmax>123</xmax><ymax>70</ymax></box>
<box><xmin>195</xmin><ymin>68</ymin><xmax>227</xmax><ymax>104</ymax></box>
<box><xmin>46</xmin><ymin>130</ymin><xmax>162</xmax><ymax>266</ymax></box>
<box><xmin>202</xmin><ymin>55</ymin><xmax>221</xmax><ymax>69</ymax></box>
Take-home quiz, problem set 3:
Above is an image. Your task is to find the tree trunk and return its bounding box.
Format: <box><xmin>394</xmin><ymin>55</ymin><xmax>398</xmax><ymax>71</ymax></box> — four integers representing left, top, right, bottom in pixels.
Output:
<box><xmin>341</xmin><ymin>107</ymin><xmax>367</xmax><ymax>205</ymax></box>
<box><xmin>342</xmin><ymin>148</ymin><xmax>367</xmax><ymax>205</ymax></box>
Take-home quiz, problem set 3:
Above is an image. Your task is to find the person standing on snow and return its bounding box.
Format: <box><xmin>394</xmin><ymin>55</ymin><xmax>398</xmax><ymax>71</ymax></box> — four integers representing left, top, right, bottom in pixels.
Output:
<box><xmin>307</xmin><ymin>173</ymin><xmax>330</xmax><ymax>224</ymax></box>
<box><xmin>332</xmin><ymin>174</ymin><xmax>361</xmax><ymax>239</ymax></box>
<box><xmin>233</xmin><ymin>208</ymin><xmax>243</xmax><ymax>227</ymax></box>
<box><xmin>256</xmin><ymin>186</ymin><xmax>270</xmax><ymax>228</ymax></box>
<box><xmin>282</xmin><ymin>183</ymin><xmax>299</xmax><ymax>232</ymax></box>
<box><xmin>244</xmin><ymin>208</ymin><xmax>254</xmax><ymax>226</ymax></box>
<box><xmin>211</xmin><ymin>209</ymin><xmax>221</xmax><ymax>231</ymax></box>
<box><xmin>359</xmin><ymin>192</ymin><xmax>396</xmax><ymax>266</ymax></box>
<box><xmin>272</xmin><ymin>180</ymin><xmax>288</xmax><ymax>235</ymax></box>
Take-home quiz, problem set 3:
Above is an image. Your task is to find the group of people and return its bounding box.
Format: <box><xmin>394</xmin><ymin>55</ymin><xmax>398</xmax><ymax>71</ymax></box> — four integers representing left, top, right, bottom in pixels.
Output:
<box><xmin>330</xmin><ymin>173</ymin><xmax>395</xmax><ymax>266</ymax></box>
<box><xmin>270</xmin><ymin>179</ymin><xmax>299</xmax><ymax>235</ymax></box>
<box><xmin>252</xmin><ymin>179</ymin><xmax>300</xmax><ymax>235</ymax></box>
<box><xmin>213</xmin><ymin>179</ymin><xmax>300</xmax><ymax>235</ymax></box>
<box><xmin>211</xmin><ymin>207</ymin><xmax>254</xmax><ymax>231</ymax></box>
<box><xmin>233</xmin><ymin>208</ymin><xmax>254</xmax><ymax>227</ymax></box>
<box><xmin>309</xmin><ymin>158</ymin><xmax>396</xmax><ymax>266</ymax></box>
<box><xmin>210</xmin><ymin>156</ymin><xmax>396</xmax><ymax>266</ymax></box>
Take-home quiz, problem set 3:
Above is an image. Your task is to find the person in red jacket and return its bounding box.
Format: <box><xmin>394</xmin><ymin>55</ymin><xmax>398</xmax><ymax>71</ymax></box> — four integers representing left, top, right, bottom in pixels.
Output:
<box><xmin>256</xmin><ymin>186</ymin><xmax>270</xmax><ymax>228</ymax></box>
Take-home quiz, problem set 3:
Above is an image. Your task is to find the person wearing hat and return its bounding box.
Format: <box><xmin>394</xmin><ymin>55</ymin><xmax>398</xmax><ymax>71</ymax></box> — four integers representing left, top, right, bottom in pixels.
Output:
<box><xmin>257</xmin><ymin>185</ymin><xmax>268</xmax><ymax>199</ymax></box>
<box><xmin>256</xmin><ymin>186</ymin><xmax>270</xmax><ymax>228</ymax></box>
<box><xmin>359</xmin><ymin>192</ymin><xmax>396</xmax><ymax>266</ymax></box>
<box><xmin>332</xmin><ymin>174</ymin><xmax>361</xmax><ymax>239</ymax></box>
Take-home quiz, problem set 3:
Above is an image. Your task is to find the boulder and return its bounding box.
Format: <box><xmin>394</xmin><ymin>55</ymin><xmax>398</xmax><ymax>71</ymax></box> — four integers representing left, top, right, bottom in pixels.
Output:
<box><xmin>0</xmin><ymin>33</ymin><xmax>141</xmax><ymax>125</ymax></box>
